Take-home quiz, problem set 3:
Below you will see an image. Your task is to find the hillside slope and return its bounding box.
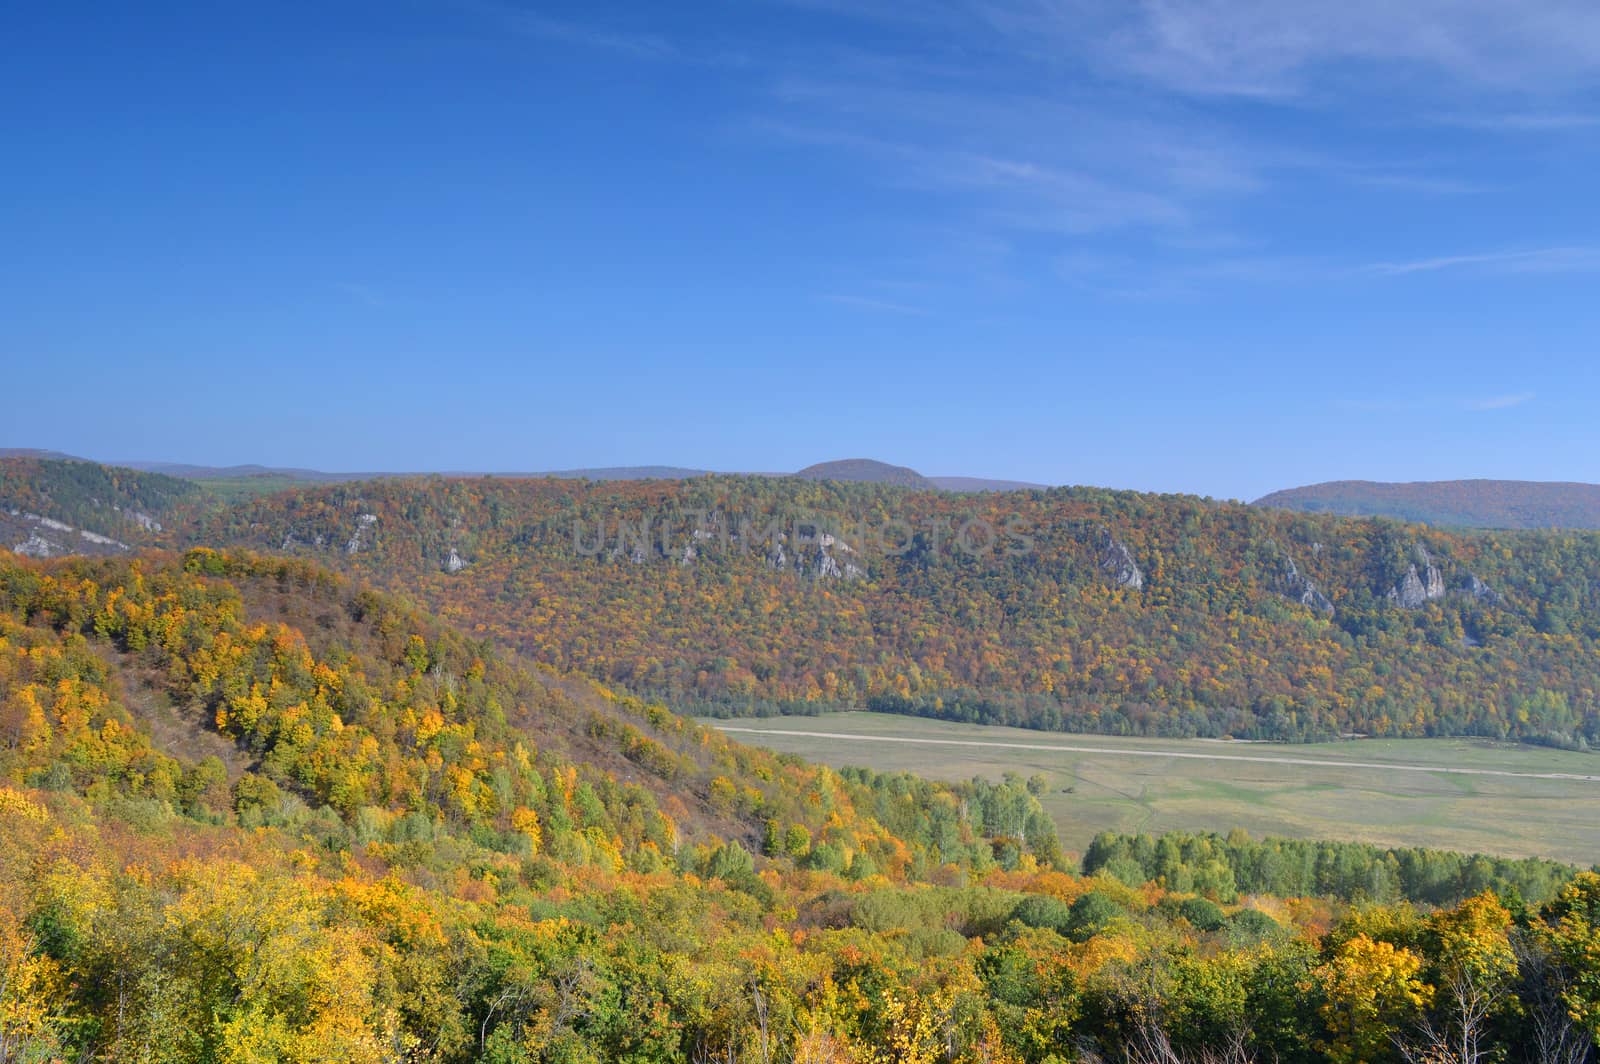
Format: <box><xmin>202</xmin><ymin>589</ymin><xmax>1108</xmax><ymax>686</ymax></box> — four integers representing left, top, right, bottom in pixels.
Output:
<box><xmin>2</xmin><ymin>549</ymin><xmax>1597</xmax><ymax>1063</ymax></box>
<box><xmin>0</xmin><ymin>456</ymin><xmax>203</xmax><ymax>556</ymax></box>
<box><xmin>177</xmin><ymin>474</ymin><xmax>1600</xmax><ymax>747</ymax></box>
<box><xmin>0</xmin><ymin>547</ymin><xmax>1056</xmax><ymax>1059</ymax></box>
<box><xmin>1256</xmin><ymin>479</ymin><xmax>1600</xmax><ymax>530</ymax></box>
<box><xmin>0</xmin><ymin>548</ymin><xmax>1049</xmax><ymax>871</ymax></box>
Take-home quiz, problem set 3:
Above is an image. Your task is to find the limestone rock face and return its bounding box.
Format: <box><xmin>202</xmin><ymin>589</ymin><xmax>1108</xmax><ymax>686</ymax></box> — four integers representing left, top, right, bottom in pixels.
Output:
<box><xmin>1273</xmin><ymin>553</ymin><xmax>1334</xmax><ymax>615</ymax></box>
<box><xmin>1389</xmin><ymin>563</ymin><xmax>1445</xmax><ymax>608</ymax></box>
<box><xmin>815</xmin><ymin>551</ymin><xmax>841</xmax><ymax>579</ymax></box>
<box><xmin>346</xmin><ymin>514</ymin><xmax>378</xmax><ymax>555</ymax></box>
<box><xmin>1387</xmin><ymin>546</ymin><xmax>1446</xmax><ymax>608</ymax></box>
<box><xmin>443</xmin><ymin>549</ymin><xmax>467</xmax><ymax>573</ymax></box>
<box><xmin>609</xmin><ymin>539</ymin><xmax>649</xmax><ymax>565</ymax></box>
<box><xmin>117</xmin><ymin>507</ymin><xmax>162</xmax><ymax>532</ymax></box>
<box><xmin>810</xmin><ymin>531</ymin><xmax>863</xmax><ymax>581</ymax></box>
<box><xmin>281</xmin><ymin>531</ymin><xmax>328</xmax><ymax>551</ymax></box>
<box><xmin>1096</xmin><ymin>529</ymin><xmax>1144</xmax><ymax>589</ymax></box>
<box><xmin>13</xmin><ymin>530</ymin><xmax>61</xmax><ymax>558</ymax></box>
<box><xmin>3</xmin><ymin>511</ymin><xmax>128</xmax><ymax>558</ymax></box>
<box><xmin>1460</xmin><ymin>572</ymin><xmax>1500</xmax><ymax>605</ymax></box>
<box><xmin>765</xmin><ymin>538</ymin><xmax>787</xmax><ymax>571</ymax></box>
<box><xmin>761</xmin><ymin>530</ymin><xmax>862</xmax><ymax>582</ymax></box>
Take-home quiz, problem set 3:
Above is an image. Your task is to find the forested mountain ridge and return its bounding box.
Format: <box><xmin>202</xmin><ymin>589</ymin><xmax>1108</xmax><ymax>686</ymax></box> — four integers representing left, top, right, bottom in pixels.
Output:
<box><xmin>0</xmin><ymin>456</ymin><xmax>203</xmax><ymax>557</ymax></box>
<box><xmin>1257</xmin><ymin>479</ymin><xmax>1600</xmax><ymax>530</ymax></box>
<box><xmin>169</xmin><ymin>473</ymin><xmax>1600</xmax><ymax>747</ymax></box>
<box><xmin>9</xmin><ymin>545</ymin><xmax>1600</xmax><ymax>1062</ymax></box>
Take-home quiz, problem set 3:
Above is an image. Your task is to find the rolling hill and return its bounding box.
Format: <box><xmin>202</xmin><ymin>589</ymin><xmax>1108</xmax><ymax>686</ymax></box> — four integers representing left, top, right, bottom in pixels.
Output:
<box><xmin>6</xmin><ymin>447</ymin><xmax>1049</xmax><ymax>493</ymax></box>
<box><xmin>166</xmin><ymin>471</ymin><xmax>1600</xmax><ymax>748</ymax></box>
<box><xmin>1256</xmin><ymin>478</ymin><xmax>1600</xmax><ymax>529</ymax></box>
<box><xmin>794</xmin><ymin>458</ymin><xmax>934</xmax><ymax>488</ymax></box>
<box><xmin>785</xmin><ymin>459</ymin><xmax>1046</xmax><ymax>491</ymax></box>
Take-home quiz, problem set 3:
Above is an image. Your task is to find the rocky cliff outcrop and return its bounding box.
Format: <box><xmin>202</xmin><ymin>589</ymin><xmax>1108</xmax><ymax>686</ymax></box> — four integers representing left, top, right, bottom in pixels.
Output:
<box><xmin>1271</xmin><ymin>550</ymin><xmax>1334</xmax><ymax>615</ymax></box>
<box><xmin>1387</xmin><ymin>546</ymin><xmax>1446</xmax><ymax>608</ymax></box>
<box><xmin>1459</xmin><ymin>572</ymin><xmax>1501</xmax><ymax>605</ymax></box>
<box><xmin>3</xmin><ymin>510</ymin><xmax>131</xmax><ymax>559</ymax></box>
<box><xmin>281</xmin><ymin>531</ymin><xmax>328</xmax><ymax>550</ymax></box>
<box><xmin>1389</xmin><ymin>563</ymin><xmax>1446</xmax><ymax>608</ymax></box>
<box><xmin>116</xmin><ymin>507</ymin><xmax>162</xmax><ymax>532</ymax></box>
<box><xmin>1096</xmin><ymin>529</ymin><xmax>1144</xmax><ymax>589</ymax></box>
<box><xmin>12</xmin><ymin>530</ymin><xmax>60</xmax><ymax>558</ymax></box>
<box><xmin>762</xmin><ymin>530</ymin><xmax>862</xmax><ymax>581</ymax></box>
<box><xmin>814</xmin><ymin>531</ymin><xmax>864</xmax><ymax>580</ymax></box>
<box><xmin>345</xmin><ymin>513</ymin><xmax>378</xmax><ymax>555</ymax></box>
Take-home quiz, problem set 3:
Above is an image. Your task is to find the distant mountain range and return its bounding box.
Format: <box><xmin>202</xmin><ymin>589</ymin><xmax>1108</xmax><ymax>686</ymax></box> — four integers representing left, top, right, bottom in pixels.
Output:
<box><xmin>12</xmin><ymin>447</ymin><xmax>1600</xmax><ymax>526</ymax></box>
<box><xmin>0</xmin><ymin>450</ymin><xmax>1045</xmax><ymax>494</ymax></box>
<box><xmin>794</xmin><ymin>458</ymin><xmax>1044</xmax><ymax>492</ymax></box>
<box><xmin>1255</xmin><ymin>479</ymin><xmax>1600</xmax><ymax>530</ymax></box>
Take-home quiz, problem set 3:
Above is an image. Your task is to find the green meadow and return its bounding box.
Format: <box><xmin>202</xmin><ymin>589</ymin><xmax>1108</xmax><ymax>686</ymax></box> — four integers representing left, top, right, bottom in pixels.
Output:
<box><xmin>711</xmin><ymin>712</ymin><xmax>1600</xmax><ymax>865</ymax></box>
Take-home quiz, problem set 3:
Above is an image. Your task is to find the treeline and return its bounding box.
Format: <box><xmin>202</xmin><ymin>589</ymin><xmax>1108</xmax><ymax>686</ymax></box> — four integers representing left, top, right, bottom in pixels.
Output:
<box><xmin>1083</xmin><ymin>830</ymin><xmax>1582</xmax><ymax>907</ymax></box>
<box><xmin>7</xmin><ymin>782</ymin><xmax>1600</xmax><ymax>1062</ymax></box>
<box><xmin>160</xmin><ymin>472</ymin><xmax>1600</xmax><ymax>746</ymax></box>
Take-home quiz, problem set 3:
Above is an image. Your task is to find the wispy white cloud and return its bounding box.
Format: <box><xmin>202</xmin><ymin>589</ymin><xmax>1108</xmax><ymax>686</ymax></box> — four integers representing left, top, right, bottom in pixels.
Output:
<box><xmin>1340</xmin><ymin>171</ymin><xmax>1483</xmax><ymax>195</ymax></box>
<box><xmin>819</xmin><ymin>292</ymin><xmax>928</xmax><ymax>315</ymax></box>
<box><xmin>468</xmin><ymin>1</ymin><xmax>1600</xmax><ymax>304</ymax></box>
<box><xmin>1428</xmin><ymin>111</ymin><xmax>1600</xmax><ymax>132</ymax></box>
<box><xmin>1358</xmin><ymin>247</ymin><xmax>1600</xmax><ymax>276</ymax></box>
<box><xmin>741</xmin><ymin>7</ymin><xmax>1591</xmax><ymax>269</ymax></box>
<box><xmin>1466</xmin><ymin>392</ymin><xmax>1536</xmax><ymax>411</ymax></box>
<box><xmin>756</xmin><ymin>71</ymin><xmax>1262</xmax><ymax>239</ymax></box>
<box><xmin>1334</xmin><ymin>391</ymin><xmax>1538</xmax><ymax>414</ymax></box>
<box><xmin>493</xmin><ymin>9</ymin><xmax>680</xmax><ymax>60</ymax></box>
<box><xmin>1055</xmin><ymin>249</ymin><xmax>1325</xmax><ymax>297</ymax></box>
<box><xmin>942</xmin><ymin>153</ymin><xmax>1195</xmax><ymax>233</ymax></box>
<box><xmin>529</xmin><ymin>0</ymin><xmax>1600</xmax><ymax>104</ymax></box>
<box><xmin>1055</xmin><ymin>0</ymin><xmax>1600</xmax><ymax>98</ymax></box>
<box><xmin>771</xmin><ymin>0</ymin><xmax>1600</xmax><ymax>98</ymax></box>
<box><xmin>750</xmin><ymin>115</ymin><xmax>1205</xmax><ymax>235</ymax></box>
<box><xmin>1056</xmin><ymin>242</ymin><xmax>1600</xmax><ymax>297</ymax></box>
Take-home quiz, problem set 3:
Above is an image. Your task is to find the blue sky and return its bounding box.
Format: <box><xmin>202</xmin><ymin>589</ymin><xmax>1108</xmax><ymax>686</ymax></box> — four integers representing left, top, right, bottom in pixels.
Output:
<box><xmin>3</xmin><ymin>1</ymin><xmax>1599</xmax><ymax>499</ymax></box>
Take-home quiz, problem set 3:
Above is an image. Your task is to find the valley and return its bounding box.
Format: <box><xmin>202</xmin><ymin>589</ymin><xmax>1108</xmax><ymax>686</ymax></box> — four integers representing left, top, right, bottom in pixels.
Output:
<box><xmin>713</xmin><ymin>712</ymin><xmax>1600</xmax><ymax>864</ymax></box>
<box><xmin>13</xmin><ymin>3</ymin><xmax>1600</xmax><ymax>1056</ymax></box>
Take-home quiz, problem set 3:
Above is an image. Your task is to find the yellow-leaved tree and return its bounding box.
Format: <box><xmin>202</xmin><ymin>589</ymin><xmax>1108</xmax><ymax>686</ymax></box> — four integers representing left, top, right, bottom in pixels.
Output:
<box><xmin>1313</xmin><ymin>933</ymin><xmax>1433</xmax><ymax>1064</ymax></box>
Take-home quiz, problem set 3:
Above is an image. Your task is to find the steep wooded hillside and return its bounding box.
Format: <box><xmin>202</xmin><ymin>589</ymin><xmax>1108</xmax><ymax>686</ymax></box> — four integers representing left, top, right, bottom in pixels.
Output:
<box><xmin>180</xmin><ymin>475</ymin><xmax>1600</xmax><ymax>746</ymax></box>
<box><xmin>0</xmin><ymin>548</ymin><xmax>1053</xmax><ymax>874</ymax></box>
<box><xmin>0</xmin><ymin>457</ymin><xmax>203</xmax><ymax>556</ymax></box>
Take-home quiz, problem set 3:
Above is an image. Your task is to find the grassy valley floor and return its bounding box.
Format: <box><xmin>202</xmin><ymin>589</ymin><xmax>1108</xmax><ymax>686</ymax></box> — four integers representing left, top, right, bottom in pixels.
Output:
<box><xmin>709</xmin><ymin>712</ymin><xmax>1600</xmax><ymax>865</ymax></box>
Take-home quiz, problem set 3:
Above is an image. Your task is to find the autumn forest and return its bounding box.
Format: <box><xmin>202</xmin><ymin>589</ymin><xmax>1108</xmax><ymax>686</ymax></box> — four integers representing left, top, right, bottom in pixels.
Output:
<box><xmin>3</xmin><ymin>456</ymin><xmax>1600</xmax><ymax>1062</ymax></box>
